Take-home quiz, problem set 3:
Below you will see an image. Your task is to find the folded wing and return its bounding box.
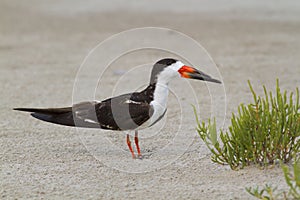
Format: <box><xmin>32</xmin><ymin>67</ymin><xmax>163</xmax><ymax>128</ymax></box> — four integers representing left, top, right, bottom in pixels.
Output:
<box><xmin>14</xmin><ymin>94</ymin><xmax>153</xmax><ymax>130</ymax></box>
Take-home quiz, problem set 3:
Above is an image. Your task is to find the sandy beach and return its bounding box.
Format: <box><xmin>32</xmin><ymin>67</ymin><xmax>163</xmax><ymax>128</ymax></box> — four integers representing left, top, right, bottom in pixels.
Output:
<box><xmin>1</xmin><ymin>0</ymin><xmax>300</xmax><ymax>199</ymax></box>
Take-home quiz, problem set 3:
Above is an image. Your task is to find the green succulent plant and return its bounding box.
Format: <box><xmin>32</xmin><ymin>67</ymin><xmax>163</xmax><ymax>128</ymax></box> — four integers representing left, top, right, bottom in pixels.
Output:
<box><xmin>196</xmin><ymin>79</ymin><xmax>299</xmax><ymax>170</ymax></box>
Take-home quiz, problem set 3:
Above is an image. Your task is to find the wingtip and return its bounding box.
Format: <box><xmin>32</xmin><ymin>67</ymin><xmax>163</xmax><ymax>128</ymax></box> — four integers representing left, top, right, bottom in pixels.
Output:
<box><xmin>13</xmin><ymin>108</ymin><xmax>36</xmax><ymax>112</ymax></box>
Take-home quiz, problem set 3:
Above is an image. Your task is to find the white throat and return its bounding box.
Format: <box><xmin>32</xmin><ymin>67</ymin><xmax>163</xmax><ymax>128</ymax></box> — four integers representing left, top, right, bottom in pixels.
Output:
<box><xmin>145</xmin><ymin>61</ymin><xmax>184</xmax><ymax>127</ymax></box>
<box><xmin>151</xmin><ymin>61</ymin><xmax>184</xmax><ymax>109</ymax></box>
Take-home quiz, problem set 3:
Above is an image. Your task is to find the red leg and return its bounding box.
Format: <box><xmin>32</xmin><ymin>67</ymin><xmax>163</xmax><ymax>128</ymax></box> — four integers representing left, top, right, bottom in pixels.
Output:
<box><xmin>127</xmin><ymin>134</ymin><xmax>135</xmax><ymax>159</ymax></box>
<box><xmin>134</xmin><ymin>130</ymin><xmax>142</xmax><ymax>158</ymax></box>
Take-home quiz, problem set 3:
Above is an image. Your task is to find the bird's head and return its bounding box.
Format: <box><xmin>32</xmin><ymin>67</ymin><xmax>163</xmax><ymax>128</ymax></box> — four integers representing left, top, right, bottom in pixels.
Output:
<box><xmin>150</xmin><ymin>58</ymin><xmax>221</xmax><ymax>85</ymax></box>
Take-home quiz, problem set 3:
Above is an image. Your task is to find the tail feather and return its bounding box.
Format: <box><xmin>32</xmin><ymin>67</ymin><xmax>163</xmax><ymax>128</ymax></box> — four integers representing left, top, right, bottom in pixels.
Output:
<box><xmin>13</xmin><ymin>107</ymin><xmax>71</xmax><ymax>114</ymax></box>
<box><xmin>14</xmin><ymin>107</ymin><xmax>75</xmax><ymax>127</ymax></box>
<box><xmin>31</xmin><ymin>112</ymin><xmax>75</xmax><ymax>127</ymax></box>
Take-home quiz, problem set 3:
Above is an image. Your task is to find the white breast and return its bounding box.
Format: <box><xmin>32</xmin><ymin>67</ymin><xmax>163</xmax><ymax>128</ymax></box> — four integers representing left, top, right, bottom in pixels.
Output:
<box><xmin>138</xmin><ymin>83</ymin><xmax>169</xmax><ymax>129</ymax></box>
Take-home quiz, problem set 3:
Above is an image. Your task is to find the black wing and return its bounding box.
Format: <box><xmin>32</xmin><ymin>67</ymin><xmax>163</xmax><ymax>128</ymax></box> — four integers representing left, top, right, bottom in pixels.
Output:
<box><xmin>14</xmin><ymin>103</ymin><xmax>100</xmax><ymax>128</ymax></box>
<box><xmin>95</xmin><ymin>93</ymin><xmax>153</xmax><ymax>130</ymax></box>
<box><xmin>14</xmin><ymin>92</ymin><xmax>154</xmax><ymax>130</ymax></box>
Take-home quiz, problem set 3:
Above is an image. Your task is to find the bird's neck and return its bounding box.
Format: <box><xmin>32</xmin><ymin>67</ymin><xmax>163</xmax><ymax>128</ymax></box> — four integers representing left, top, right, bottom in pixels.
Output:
<box><xmin>151</xmin><ymin>82</ymin><xmax>169</xmax><ymax>110</ymax></box>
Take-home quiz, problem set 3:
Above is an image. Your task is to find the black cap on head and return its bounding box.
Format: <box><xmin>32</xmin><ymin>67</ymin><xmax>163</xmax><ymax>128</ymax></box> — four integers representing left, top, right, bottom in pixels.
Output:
<box><xmin>150</xmin><ymin>58</ymin><xmax>178</xmax><ymax>84</ymax></box>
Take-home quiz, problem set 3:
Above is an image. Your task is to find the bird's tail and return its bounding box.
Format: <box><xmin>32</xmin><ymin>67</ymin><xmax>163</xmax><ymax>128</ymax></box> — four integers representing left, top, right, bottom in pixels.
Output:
<box><xmin>13</xmin><ymin>107</ymin><xmax>75</xmax><ymax>127</ymax></box>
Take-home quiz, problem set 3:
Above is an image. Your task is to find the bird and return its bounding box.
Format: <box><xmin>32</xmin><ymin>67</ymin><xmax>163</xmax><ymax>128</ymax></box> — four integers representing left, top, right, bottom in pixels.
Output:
<box><xmin>14</xmin><ymin>58</ymin><xmax>221</xmax><ymax>159</ymax></box>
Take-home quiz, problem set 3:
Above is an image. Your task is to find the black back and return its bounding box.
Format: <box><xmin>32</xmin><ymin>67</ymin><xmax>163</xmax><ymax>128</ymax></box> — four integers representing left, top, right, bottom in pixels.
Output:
<box><xmin>94</xmin><ymin>84</ymin><xmax>156</xmax><ymax>130</ymax></box>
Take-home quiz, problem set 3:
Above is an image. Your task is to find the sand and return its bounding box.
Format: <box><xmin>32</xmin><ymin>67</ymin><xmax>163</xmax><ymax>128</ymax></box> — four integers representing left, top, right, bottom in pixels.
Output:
<box><xmin>1</xmin><ymin>0</ymin><xmax>300</xmax><ymax>199</ymax></box>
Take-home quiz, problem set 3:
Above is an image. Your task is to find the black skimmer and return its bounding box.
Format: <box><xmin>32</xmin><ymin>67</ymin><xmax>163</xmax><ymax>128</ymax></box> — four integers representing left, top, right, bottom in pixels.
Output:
<box><xmin>14</xmin><ymin>58</ymin><xmax>221</xmax><ymax>158</ymax></box>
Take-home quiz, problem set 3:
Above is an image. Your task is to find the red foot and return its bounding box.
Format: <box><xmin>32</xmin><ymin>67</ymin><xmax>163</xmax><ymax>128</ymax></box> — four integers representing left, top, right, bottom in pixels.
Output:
<box><xmin>126</xmin><ymin>134</ymin><xmax>135</xmax><ymax>159</ymax></box>
<box><xmin>135</xmin><ymin>131</ymin><xmax>142</xmax><ymax>159</ymax></box>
